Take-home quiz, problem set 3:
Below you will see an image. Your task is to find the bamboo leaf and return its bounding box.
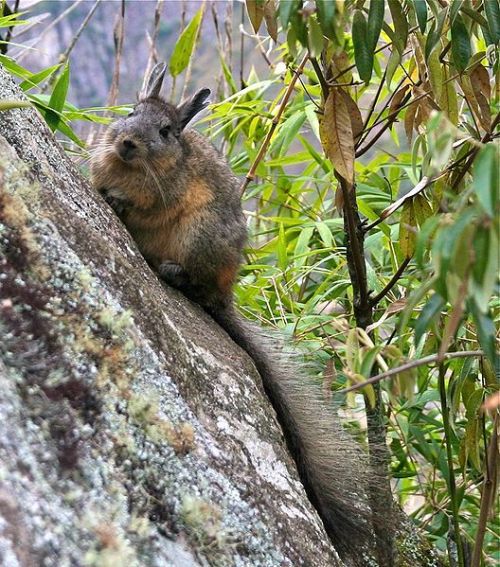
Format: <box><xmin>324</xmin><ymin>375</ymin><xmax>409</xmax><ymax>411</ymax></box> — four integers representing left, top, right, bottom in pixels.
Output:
<box><xmin>263</xmin><ymin>0</ymin><xmax>278</xmax><ymax>41</ymax></box>
<box><xmin>399</xmin><ymin>200</ymin><xmax>417</xmax><ymax>257</ymax></box>
<box><xmin>246</xmin><ymin>0</ymin><xmax>265</xmax><ymax>34</ymax></box>
<box><xmin>367</xmin><ymin>0</ymin><xmax>385</xmax><ymax>51</ymax></box>
<box><xmin>484</xmin><ymin>0</ymin><xmax>500</xmax><ymax>44</ymax></box>
<box><xmin>169</xmin><ymin>7</ymin><xmax>204</xmax><ymax>77</ymax></box>
<box><xmin>388</xmin><ymin>0</ymin><xmax>408</xmax><ymax>54</ymax></box>
<box><xmin>316</xmin><ymin>0</ymin><xmax>336</xmax><ymax>40</ymax></box>
<box><xmin>338</xmin><ymin>89</ymin><xmax>363</xmax><ymax>140</ymax></box>
<box><xmin>320</xmin><ymin>88</ymin><xmax>355</xmax><ymax>184</ymax></box>
<box><xmin>472</xmin><ymin>143</ymin><xmax>498</xmax><ymax>218</ymax></box>
<box><xmin>279</xmin><ymin>0</ymin><xmax>299</xmax><ymax>29</ymax></box>
<box><xmin>308</xmin><ymin>15</ymin><xmax>324</xmax><ymax>58</ymax></box>
<box><xmin>415</xmin><ymin>293</ymin><xmax>445</xmax><ymax>346</ymax></box>
<box><xmin>412</xmin><ymin>0</ymin><xmax>428</xmax><ymax>33</ymax></box>
<box><xmin>451</xmin><ymin>14</ymin><xmax>471</xmax><ymax>73</ymax></box>
<box><xmin>352</xmin><ymin>9</ymin><xmax>373</xmax><ymax>83</ymax></box>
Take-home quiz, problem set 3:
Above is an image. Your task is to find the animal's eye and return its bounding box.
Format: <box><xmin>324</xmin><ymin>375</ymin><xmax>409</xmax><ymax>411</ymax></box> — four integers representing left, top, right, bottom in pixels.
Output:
<box><xmin>159</xmin><ymin>125</ymin><xmax>170</xmax><ymax>138</ymax></box>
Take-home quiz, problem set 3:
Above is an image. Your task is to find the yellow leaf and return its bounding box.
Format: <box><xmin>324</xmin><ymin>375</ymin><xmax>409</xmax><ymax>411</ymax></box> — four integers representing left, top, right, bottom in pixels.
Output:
<box><xmin>427</xmin><ymin>47</ymin><xmax>442</xmax><ymax>102</ymax></box>
<box><xmin>320</xmin><ymin>88</ymin><xmax>355</xmax><ymax>184</ymax></box>
<box><xmin>404</xmin><ymin>100</ymin><xmax>418</xmax><ymax>143</ymax></box>
<box><xmin>440</xmin><ymin>66</ymin><xmax>458</xmax><ymax>125</ymax></box>
<box><xmin>399</xmin><ymin>200</ymin><xmax>417</xmax><ymax>258</ymax></box>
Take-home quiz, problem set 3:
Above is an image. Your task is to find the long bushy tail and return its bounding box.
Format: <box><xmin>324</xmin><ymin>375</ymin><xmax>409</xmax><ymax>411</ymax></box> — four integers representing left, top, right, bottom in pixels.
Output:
<box><xmin>208</xmin><ymin>303</ymin><xmax>380</xmax><ymax>564</ymax></box>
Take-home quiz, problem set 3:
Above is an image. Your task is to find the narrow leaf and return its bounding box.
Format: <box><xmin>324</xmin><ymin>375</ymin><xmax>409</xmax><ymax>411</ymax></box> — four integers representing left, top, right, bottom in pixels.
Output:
<box><xmin>320</xmin><ymin>88</ymin><xmax>355</xmax><ymax>184</ymax></box>
<box><xmin>412</xmin><ymin>0</ymin><xmax>428</xmax><ymax>33</ymax></box>
<box><xmin>316</xmin><ymin>0</ymin><xmax>336</xmax><ymax>40</ymax></box>
<box><xmin>246</xmin><ymin>0</ymin><xmax>265</xmax><ymax>34</ymax></box>
<box><xmin>352</xmin><ymin>9</ymin><xmax>373</xmax><ymax>83</ymax></box>
<box><xmin>451</xmin><ymin>14</ymin><xmax>471</xmax><ymax>73</ymax></box>
<box><xmin>367</xmin><ymin>0</ymin><xmax>385</xmax><ymax>51</ymax></box>
<box><xmin>169</xmin><ymin>7</ymin><xmax>204</xmax><ymax>77</ymax></box>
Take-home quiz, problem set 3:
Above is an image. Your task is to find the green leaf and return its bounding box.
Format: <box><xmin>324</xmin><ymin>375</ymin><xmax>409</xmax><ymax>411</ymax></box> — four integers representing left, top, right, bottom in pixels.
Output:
<box><xmin>308</xmin><ymin>15</ymin><xmax>324</xmax><ymax>58</ymax></box>
<box><xmin>279</xmin><ymin>0</ymin><xmax>300</xmax><ymax>30</ymax></box>
<box><xmin>472</xmin><ymin>143</ymin><xmax>498</xmax><ymax>218</ymax></box>
<box><xmin>470</xmin><ymin>302</ymin><xmax>497</xmax><ymax>367</ymax></box>
<box><xmin>449</xmin><ymin>0</ymin><xmax>464</xmax><ymax>24</ymax></box>
<box><xmin>450</xmin><ymin>14</ymin><xmax>471</xmax><ymax>73</ymax></box>
<box><xmin>412</xmin><ymin>0</ymin><xmax>428</xmax><ymax>33</ymax></box>
<box><xmin>316</xmin><ymin>0</ymin><xmax>336</xmax><ymax>40</ymax></box>
<box><xmin>277</xmin><ymin>222</ymin><xmax>288</xmax><ymax>270</ymax></box>
<box><xmin>45</xmin><ymin>63</ymin><xmax>70</xmax><ymax>131</ymax></box>
<box><xmin>352</xmin><ymin>9</ymin><xmax>373</xmax><ymax>83</ymax></box>
<box><xmin>484</xmin><ymin>0</ymin><xmax>500</xmax><ymax>44</ymax></box>
<box><xmin>19</xmin><ymin>64</ymin><xmax>61</xmax><ymax>91</ymax></box>
<box><xmin>388</xmin><ymin>0</ymin><xmax>408</xmax><ymax>55</ymax></box>
<box><xmin>0</xmin><ymin>53</ymin><xmax>31</xmax><ymax>79</ymax></box>
<box><xmin>169</xmin><ymin>7</ymin><xmax>204</xmax><ymax>77</ymax></box>
<box><xmin>367</xmin><ymin>0</ymin><xmax>385</xmax><ymax>51</ymax></box>
<box><xmin>425</xmin><ymin>10</ymin><xmax>447</xmax><ymax>60</ymax></box>
<box><xmin>415</xmin><ymin>293</ymin><xmax>444</xmax><ymax>346</ymax></box>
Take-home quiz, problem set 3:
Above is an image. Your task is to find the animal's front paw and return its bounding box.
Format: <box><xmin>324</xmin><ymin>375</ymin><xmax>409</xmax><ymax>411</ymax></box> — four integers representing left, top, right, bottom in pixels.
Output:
<box><xmin>99</xmin><ymin>188</ymin><xmax>131</xmax><ymax>217</ymax></box>
<box><xmin>158</xmin><ymin>261</ymin><xmax>189</xmax><ymax>288</ymax></box>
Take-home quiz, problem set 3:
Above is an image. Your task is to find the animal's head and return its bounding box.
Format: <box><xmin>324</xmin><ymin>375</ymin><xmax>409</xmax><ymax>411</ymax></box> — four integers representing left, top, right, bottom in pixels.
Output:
<box><xmin>104</xmin><ymin>63</ymin><xmax>211</xmax><ymax>168</ymax></box>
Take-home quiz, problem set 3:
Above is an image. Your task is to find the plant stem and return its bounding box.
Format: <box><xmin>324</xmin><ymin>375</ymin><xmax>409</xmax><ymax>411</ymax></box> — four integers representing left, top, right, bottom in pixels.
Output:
<box><xmin>339</xmin><ymin>176</ymin><xmax>395</xmax><ymax>566</ymax></box>
<box><xmin>370</xmin><ymin>256</ymin><xmax>411</xmax><ymax>306</ymax></box>
<box><xmin>241</xmin><ymin>53</ymin><xmax>309</xmax><ymax>196</ymax></box>
<box><xmin>472</xmin><ymin>412</ymin><xmax>499</xmax><ymax>566</ymax></box>
<box><xmin>438</xmin><ymin>363</ymin><xmax>465</xmax><ymax>567</ymax></box>
<box><xmin>338</xmin><ymin>351</ymin><xmax>484</xmax><ymax>394</ymax></box>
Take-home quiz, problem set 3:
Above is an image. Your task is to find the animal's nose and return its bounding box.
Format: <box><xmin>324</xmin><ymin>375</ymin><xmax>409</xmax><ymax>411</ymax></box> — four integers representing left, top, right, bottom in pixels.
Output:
<box><xmin>123</xmin><ymin>138</ymin><xmax>136</xmax><ymax>150</ymax></box>
<box><xmin>118</xmin><ymin>138</ymin><xmax>138</xmax><ymax>161</ymax></box>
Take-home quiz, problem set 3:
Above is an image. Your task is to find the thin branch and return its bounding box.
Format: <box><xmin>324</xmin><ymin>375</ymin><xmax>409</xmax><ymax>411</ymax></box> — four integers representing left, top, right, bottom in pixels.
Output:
<box><xmin>42</xmin><ymin>0</ymin><xmax>102</xmax><ymax>93</ymax></box>
<box><xmin>107</xmin><ymin>0</ymin><xmax>125</xmax><ymax>108</ymax></box>
<box><xmin>472</xmin><ymin>412</ymin><xmax>499</xmax><ymax>567</ymax></box>
<box><xmin>143</xmin><ymin>0</ymin><xmax>164</xmax><ymax>94</ymax></box>
<box><xmin>370</xmin><ymin>256</ymin><xmax>411</xmax><ymax>306</ymax></box>
<box><xmin>240</xmin><ymin>53</ymin><xmax>309</xmax><ymax>196</ymax></box>
<box><xmin>337</xmin><ymin>351</ymin><xmax>484</xmax><ymax>394</ymax></box>
<box><xmin>16</xmin><ymin>0</ymin><xmax>85</xmax><ymax>62</ymax></box>
<box><xmin>439</xmin><ymin>363</ymin><xmax>466</xmax><ymax>567</ymax></box>
<box><xmin>309</xmin><ymin>56</ymin><xmax>328</xmax><ymax>100</ymax></box>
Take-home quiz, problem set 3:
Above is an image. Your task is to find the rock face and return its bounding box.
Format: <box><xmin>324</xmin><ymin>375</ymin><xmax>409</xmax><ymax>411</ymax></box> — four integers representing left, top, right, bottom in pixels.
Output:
<box><xmin>0</xmin><ymin>67</ymin><xmax>342</xmax><ymax>566</ymax></box>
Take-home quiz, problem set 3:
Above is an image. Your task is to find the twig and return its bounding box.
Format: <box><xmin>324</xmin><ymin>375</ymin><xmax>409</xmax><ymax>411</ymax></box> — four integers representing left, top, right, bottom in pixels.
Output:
<box><xmin>337</xmin><ymin>351</ymin><xmax>484</xmax><ymax>394</ymax></box>
<box><xmin>181</xmin><ymin>0</ymin><xmax>205</xmax><ymax>100</ymax></box>
<box><xmin>309</xmin><ymin>56</ymin><xmax>328</xmax><ymax>100</ymax></box>
<box><xmin>143</xmin><ymin>0</ymin><xmax>164</xmax><ymax>94</ymax></box>
<box><xmin>240</xmin><ymin>53</ymin><xmax>309</xmax><ymax>196</ymax></box>
<box><xmin>439</xmin><ymin>363</ymin><xmax>466</xmax><ymax>567</ymax></box>
<box><xmin>107</xmin><ymin>0</ymin><xmax>125</xmax><ymax>108</ymax></box>
<box><xmin>472</xmin><ymin>412</ymin><xmax>499</xmax><ymax>567</ymax></box>
<box><xmin>16</xmin><ymin>0</ymin><xmax>84</xmax><ymax>62</ymax></box>
<box><xmin>239</xmin><ymin>2</ymin><xmax>245</xmax><ymax>88</ymax></box>
<box><xmin>370</xmin><ymin>257</ymin><xmax>411</xmax><ymax>306</ymax></box>
<box><xmin>42</xmin><ymin>0</ymin><xmax>101</xmax><ymax>94</ymax></box>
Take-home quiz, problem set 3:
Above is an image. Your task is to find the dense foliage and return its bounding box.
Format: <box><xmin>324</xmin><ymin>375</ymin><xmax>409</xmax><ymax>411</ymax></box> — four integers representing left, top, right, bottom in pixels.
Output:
<box><xmin>1</xmin><ymin>1</ymin><xmax>498</xmax><ymax>565</ymax></box>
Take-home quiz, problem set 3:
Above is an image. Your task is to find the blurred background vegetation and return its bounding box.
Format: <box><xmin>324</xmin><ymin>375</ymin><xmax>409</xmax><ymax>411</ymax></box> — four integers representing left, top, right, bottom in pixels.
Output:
<box><xmin>0</xmin><ymin>1</ymin><xmax>498</xmax><ymax>565</ymax></box>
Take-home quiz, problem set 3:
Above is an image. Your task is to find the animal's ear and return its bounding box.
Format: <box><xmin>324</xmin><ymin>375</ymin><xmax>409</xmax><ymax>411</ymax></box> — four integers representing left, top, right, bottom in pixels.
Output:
<box><xmin>143</xmin><ymin>62</ymin><xmax>167</xmax><ymax>99</ymax></box>
<box><xmin>177</xmin><ymin>88</ymin><xmax>211</xmax><ymax>130</ymax></box>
